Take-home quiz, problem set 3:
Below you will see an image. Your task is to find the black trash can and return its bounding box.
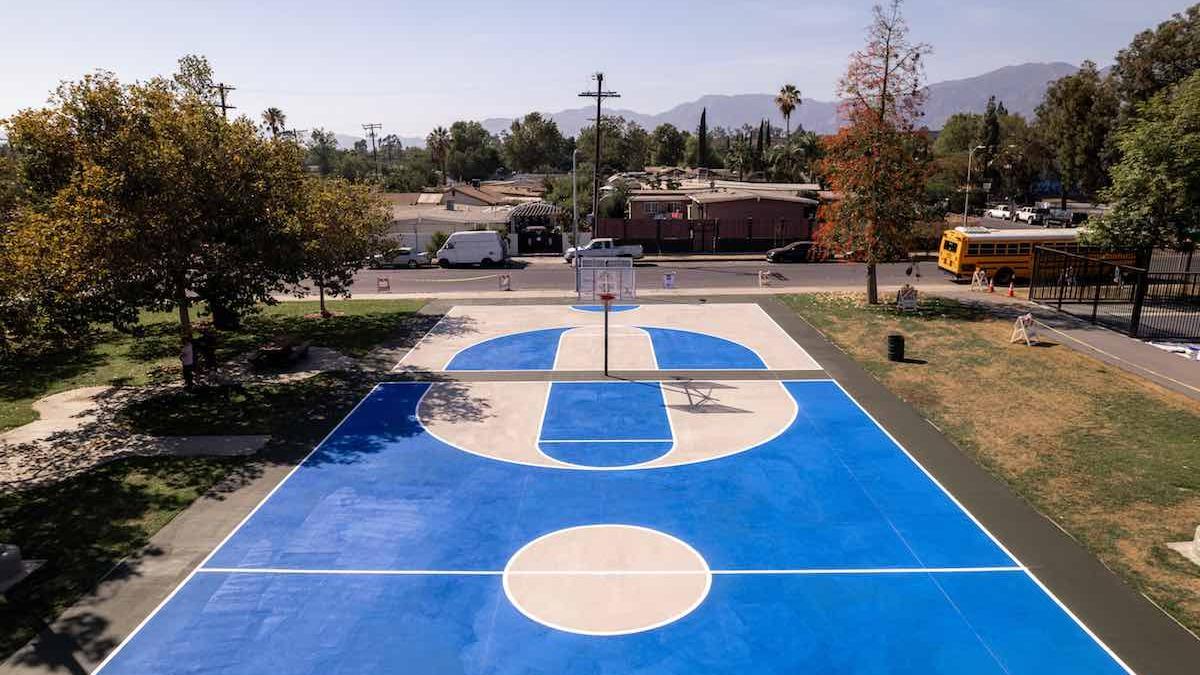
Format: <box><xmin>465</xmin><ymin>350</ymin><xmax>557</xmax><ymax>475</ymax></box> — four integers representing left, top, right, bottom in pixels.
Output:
<box><xmin>887</xmin><ymin>334</ymin><xmax>905</xmax><ymax>362</ymax></box>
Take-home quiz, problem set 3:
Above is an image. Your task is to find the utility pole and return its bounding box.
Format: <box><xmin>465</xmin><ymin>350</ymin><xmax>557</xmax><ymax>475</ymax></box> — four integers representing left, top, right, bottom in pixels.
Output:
<box><xmin>211</xmin><ymin>83</ymin><xmax>236</xmax><ymax>119</ymax></box>
<box><xmin>579</xmin><ymin>72</ymin><xmax>620</xmax><ymax>234</ymax></box>
<box><xmin>362</xmin><ymin>123</ymin><xmax>382</xmax><ymax>176</ymax></box>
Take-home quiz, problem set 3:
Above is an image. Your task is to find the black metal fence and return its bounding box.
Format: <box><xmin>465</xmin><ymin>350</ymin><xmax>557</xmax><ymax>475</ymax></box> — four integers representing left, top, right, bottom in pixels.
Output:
<box><xmin>1029</xmin><ymin>247</ymin><xmax>1200</xmax><ymax>339</ymax></box>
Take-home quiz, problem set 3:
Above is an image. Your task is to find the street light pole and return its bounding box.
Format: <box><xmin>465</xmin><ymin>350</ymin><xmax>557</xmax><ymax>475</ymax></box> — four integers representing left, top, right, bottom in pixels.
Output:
<box><xmin>963</xmin><ymin>144</ymin><xmax>986</xmax><ymax>227</ymax></box>
<box><xmin>572</xmin><ymin>149</ymin><xmax>579</xmax><ymax>250</ymax></box>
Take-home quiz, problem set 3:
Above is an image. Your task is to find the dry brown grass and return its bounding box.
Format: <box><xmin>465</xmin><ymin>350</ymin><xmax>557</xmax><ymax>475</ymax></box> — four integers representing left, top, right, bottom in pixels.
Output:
<box><xmin>785</xmin><ymin>293</ymin><xmax>1200</xmax><ymax>633</ymax></box>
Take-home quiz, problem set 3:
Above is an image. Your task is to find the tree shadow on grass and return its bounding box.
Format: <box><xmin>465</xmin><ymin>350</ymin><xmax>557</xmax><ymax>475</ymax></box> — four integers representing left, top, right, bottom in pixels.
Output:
<box><xmin>0</xmin><ymin>454</ymin><xmax>254</xmax><ymax>662</ymax></box>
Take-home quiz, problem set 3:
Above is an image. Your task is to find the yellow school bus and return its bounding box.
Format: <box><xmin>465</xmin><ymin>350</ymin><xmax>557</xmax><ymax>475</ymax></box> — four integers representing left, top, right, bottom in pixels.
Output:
<box><xmin>938</xmin><ymin>226</ymin><xmax>1084</xmax><ymax>284</ymax></box>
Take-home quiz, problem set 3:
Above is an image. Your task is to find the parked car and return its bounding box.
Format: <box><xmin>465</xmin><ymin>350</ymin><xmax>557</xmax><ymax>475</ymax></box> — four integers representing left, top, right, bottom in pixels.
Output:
<box><xmin>1016</xmin><ymin>207</ymin><xmax>1050</xmax><ymax>225</ymax></box>
<box><xmin>563</xmin><ymin>238</ymin><xmax>645</xmax><ymax>263</ymax></box>
<box><xmin>371</xmin><ymin>247</ymin><xmax>430</xmax><ymax>269</ymax></box>
<box><xmin>435</xmin><ymin>230</ymin><xmax>509</xmax><ymax>267</ymax></box>
<box><xmin>1046</xmin><ymin>208</ymin><xmax>1090</xmax><ymax>227</ymax></box>
<box><xmin>766</xmin><ymin>241</ymin><xmax>814</xmax><ymax>263</ymax></box>
<box><xmin>985</xmin><ymin>205</ymin><xmax>1014</xmax><ymax>220</ymax></box>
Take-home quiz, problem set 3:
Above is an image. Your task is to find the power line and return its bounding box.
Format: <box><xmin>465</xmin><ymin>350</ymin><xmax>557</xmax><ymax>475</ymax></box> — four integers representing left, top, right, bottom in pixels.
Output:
<box><xmin>578</xmin><ymin>72</ymin><xmax>620</xmax><ymax>228</ymax></box>
<box><xmin>211</xmin><ymin>82</ymin><xmax>237</xmax><ymax>119</ymax></box>
<box><xmin>362</xmin><ymin>122</ymin><xmax>382</xmax><ymax>176</ymax></box>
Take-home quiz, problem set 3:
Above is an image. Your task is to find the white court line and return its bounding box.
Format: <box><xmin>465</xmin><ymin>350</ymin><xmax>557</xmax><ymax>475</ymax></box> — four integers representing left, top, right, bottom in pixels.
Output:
<box><xmin>538</xmin><ymin>438</ymin><xmax>674</xmax><ymax>444</ymax></box>
<box><xmin>825</xmin><ymin>379</ymin><xmax>1136</xmax><ymax>674</ymax></box>
<box><xmin>392</xmin><ymin>312</ymin><xmax>453</xmax><ymax>371</ymax></box>
<box><xmin>92</xmin><ymin>385</ymin><xmax>385</xmax><ymax>673</ymax></box>
<box><xmin>196</xmin><ymin>566</ymin><xmax>1025</xmax><ymax>576</ymax></box>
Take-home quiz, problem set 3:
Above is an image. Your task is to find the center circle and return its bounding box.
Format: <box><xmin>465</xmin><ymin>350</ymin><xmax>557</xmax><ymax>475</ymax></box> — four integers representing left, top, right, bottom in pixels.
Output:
<box><xmin>502</xmin><ymin>525</ymin><xmax>712</xmax><ymax>636</ymax></box>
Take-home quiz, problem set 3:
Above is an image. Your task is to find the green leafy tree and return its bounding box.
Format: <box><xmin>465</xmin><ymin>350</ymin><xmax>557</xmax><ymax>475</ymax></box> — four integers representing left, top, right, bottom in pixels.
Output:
<box><xmin>1112</xmin><ymin>5</ymin><xmax>1200</xmax><ymax>106</ymax></box>
<box><xmin>776</xmin><ymin>84</ymin><xmax>801</xmax><ymax>136</ymax></box>
<box><xmin>446</xmin><ymin>121</ymin><xmax>501</xmax><ymax>181</ymax></box>
<box><xmin>620</xmin><ymin>122</ymin><xmax>650</xmax><ymax>171</ymax></box>
<box><xmin>816</xmin><ymin>0</ymin><xmax>932</xmax><ymax>304</ymax></box>
<box><xmin>696</xmin><ymin>108</ymin><xmax>709</xmax><ymax>168</ymax></box>
<box><xmin>502</xmin><ymin>112</ymin><xmax>567</xmax><ymax>172</ymax></box>
<box><xmin>1088</xmin><ymin>71</ymin><xmax>1200</xmax><ymax>251</ymax></box>
<box><xmin>768</xmin><ymin>131</ymin><xmax>823</xmax><ymax>183</ymax></box>
<box><xmin>651</xmin><ymin>123</ymin><xmax>685</xmax><ymax>166</ymax></box>
<box><xmin>299</xmin><ymin>178</ymin><xmax>392</xmax><ymax>317</ymax></box>
<box><xmin>933</xmin><ymin>113</ymin><xmax>983</xmax><ymax>155</ymax></box>
<box><xmin>427</xmin><ymin>230</ymin><xmax>449</xmax><ymax>256</ymax></box>
<box><xmin>308</xmin><ymin>128</ymin><xmax>339</xmax><ymax>176</ymax></box>
<box><xmin>1035</xmin><ymin>61</ymin><xmax>1119</xmax><ymax>207</ymax></box>
<box><xmin>4</xmin><ymin>56</ymin><xmax>310</xmax><ymax>349</ymax></box>
<box><xmin>576</xmin><ymin>116</ymin><xmax>630</xmax><ymax>173</ymax></box>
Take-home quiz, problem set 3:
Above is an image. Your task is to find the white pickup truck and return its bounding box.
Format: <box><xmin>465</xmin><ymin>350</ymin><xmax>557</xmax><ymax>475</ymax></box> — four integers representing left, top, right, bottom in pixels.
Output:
<box><xmin>564</xmin><ymin>238</ymin><xmax>645</xmax><ymax>263</ymax></box>
<box><xmin>985</xmin><ymin>205</ymin><xmax>1014</xmax><ymax>220</ymax></box>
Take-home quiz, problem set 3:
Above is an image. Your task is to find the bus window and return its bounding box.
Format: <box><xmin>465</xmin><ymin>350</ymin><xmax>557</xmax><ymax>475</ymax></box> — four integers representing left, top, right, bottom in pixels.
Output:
<box><xmin>979</xmin><ymin>243</ymin><xmax>995</xmax><ymax>255</ymax></box>
<box><xmin>967</xmin><ymin>244</ymin><xmax>979</xmax><ymax>255</ymax></box>
<box><xmin>1018</xmin><ymin>243</ymin><xmax>1030</xmax><ymax>254</ymax></box>
<box><xmin>943</xmin><ymin>240</ymin><xmax>958</xmax><ymax>252</ymax></box>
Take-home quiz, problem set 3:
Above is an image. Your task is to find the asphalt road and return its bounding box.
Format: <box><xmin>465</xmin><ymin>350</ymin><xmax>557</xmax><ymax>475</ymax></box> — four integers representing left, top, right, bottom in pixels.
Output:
<box><xmin>354</xmin><ymin>258</ymin><xmax>963</xmax><ymax>295</ymax></box>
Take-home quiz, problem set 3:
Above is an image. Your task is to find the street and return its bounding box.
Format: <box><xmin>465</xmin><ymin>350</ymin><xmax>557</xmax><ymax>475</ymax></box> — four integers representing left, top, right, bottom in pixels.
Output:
<box><xmin>354</xmin><ymin>257</ymin><xmax>962</xmax><ymax>295</ymax></box>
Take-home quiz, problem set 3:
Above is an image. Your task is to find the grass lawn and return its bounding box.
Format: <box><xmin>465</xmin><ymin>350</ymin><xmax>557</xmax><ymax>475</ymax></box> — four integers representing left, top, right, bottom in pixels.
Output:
<box><xmin>784</xmin><ymin>293</ymin><xmax>1200</xmax><ymax>633</ymax></box>
<box><xmin>0</xmin><ymin>455</ymin><xmax>249</xmax><ymax>659</ymax></box>
<box><xmin>0</xmin><ymin>299</ymin><xmax>426</xmax><ymax>433</ymax></box>
<box><xmin>0</xmin><ymin>300</ymin><xmax>429</xmax><ymax>660</ymax></box>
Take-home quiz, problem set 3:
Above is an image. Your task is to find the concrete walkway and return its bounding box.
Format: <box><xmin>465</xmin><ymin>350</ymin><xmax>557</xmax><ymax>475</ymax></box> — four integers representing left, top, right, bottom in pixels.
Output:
<box><xmin>0</xmin><ymin>385</ymin><xmax>270</xmax><ymax>489</ymax></box>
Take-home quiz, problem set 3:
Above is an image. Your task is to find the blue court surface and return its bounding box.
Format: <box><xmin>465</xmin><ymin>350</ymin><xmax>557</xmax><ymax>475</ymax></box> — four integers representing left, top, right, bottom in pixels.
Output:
<box><xmin>446</xmin><ymin>325</ymin><xmax>766</xmax><ymax>371</ymax></box>
<box><xmin>95</xmin><ymin>380</ymin><xmax>1130</xmax><ymax>674</ymax></box>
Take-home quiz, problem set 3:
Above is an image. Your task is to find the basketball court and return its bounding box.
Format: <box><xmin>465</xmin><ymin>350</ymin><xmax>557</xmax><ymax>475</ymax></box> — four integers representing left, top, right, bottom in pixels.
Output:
<box><xmin>94</xmin><ymin>303</ymin><xmax>1133</xmax><ymax>674</ymax></box>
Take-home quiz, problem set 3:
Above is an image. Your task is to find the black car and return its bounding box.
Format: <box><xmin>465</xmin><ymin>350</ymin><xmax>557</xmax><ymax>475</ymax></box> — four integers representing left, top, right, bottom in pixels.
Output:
<box><xmin>766</xmin><ymin>241</ymin><xmax>813</xmax><ymax>263</ymax></box>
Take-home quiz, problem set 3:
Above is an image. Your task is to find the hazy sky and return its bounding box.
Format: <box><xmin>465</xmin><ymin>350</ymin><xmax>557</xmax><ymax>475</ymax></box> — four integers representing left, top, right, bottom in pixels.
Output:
<box><xmin>1</xmin><ymin>1</ymin><xmax>1192</xmax><ymax>138</ymax></box>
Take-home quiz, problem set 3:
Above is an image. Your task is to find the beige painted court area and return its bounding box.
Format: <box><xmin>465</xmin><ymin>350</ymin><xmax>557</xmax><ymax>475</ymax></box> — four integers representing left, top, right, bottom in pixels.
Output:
<box><xmin>395</xmin><ymin>303</ymin><xmax>822</xmax><ymax>372</ymax></box>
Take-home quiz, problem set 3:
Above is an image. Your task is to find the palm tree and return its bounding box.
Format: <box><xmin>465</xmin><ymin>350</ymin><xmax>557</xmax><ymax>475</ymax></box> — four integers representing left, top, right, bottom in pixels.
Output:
<box><xmin>768</xmin><ymin>131</ymin><xmax>822</xmax><ymax>182</ymax></box>
<box><xmin>261</xmin><ymin>107</ymin><xmax>286</xmax><ymax>139</ymax></box>
<box><xmin>775</xmin><ymin>84</ymin><xmax>801</xmax><ymax>137</ymax></box>
<box><xmin>426</xmin><ymin>126</ymin><xmax>451</xmax><ymax>185</ymax></box>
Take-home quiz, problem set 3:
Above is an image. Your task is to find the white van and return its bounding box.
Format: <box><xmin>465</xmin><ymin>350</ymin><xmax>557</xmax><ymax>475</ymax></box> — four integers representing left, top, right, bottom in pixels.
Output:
<box><xmin>435</xmin><ymin>230</ymin><xmax>508</xmax><ymax>267</ymax></box>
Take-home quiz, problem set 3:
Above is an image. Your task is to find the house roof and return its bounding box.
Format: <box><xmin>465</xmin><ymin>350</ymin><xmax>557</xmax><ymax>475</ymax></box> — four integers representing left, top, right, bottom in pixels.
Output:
<box><xmin>629</xmin><ymin>193</ymin><xmax>691</xmax><ymax>202</ymax></box>
<box><xmin>688</xmin><ymin>189</ymin><xmax>819</xmax><ymax>206</ymax></box>
<box><xmin>446</xmin><ymin>184</ymin><xmax>505</xmax><ymax>206</ymax></box>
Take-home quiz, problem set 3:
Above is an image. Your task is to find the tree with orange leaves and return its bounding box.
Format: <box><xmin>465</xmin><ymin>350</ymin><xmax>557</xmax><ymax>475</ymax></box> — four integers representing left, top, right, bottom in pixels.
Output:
<box><xmin>815</xmin><ymin>0</ymin><xmax>933</xmax><ymax>304</ymax></box>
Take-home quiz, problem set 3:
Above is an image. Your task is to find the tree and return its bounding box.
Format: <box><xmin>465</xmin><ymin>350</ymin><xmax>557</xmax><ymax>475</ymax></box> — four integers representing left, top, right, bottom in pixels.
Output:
<box><xmin>620</xmin><ymin>122</ymin><xmax>650</xmax><ymax>172</ymax></box>
<box><xmin>815</xmin><ymin>0</ymin><xmax>932</xmax><ymax>304</ymax></box>
<box><xmin>379</xmin><ymin>134</ymin><xmax>403</xmax><ymax>162</ymax></box>
<box><xmin>776</xmin><ymin>84</ymin><xmax>801</xmax><ymax>136</ymax></box>
<box><xmin>1035</xmin><ymin>61</ymin><xmax>1119</xmax><ymax>207</ymax></box>
<box><xmin>308</xmin><ymin>128</ymin><xmax>339</xmax><ymax>176</ymax></box>
<box><xmin>4</xmin><ymin>56</ymin><xmax>310</xmax><ymax>352</ymax></box>
<box><xmin>1112</xmin><ymin>5</ymin><xmax>1200</xmax><ymax>106</ymax></box>
<box><xmin>502</xmin><ymin>112</ymin><xmax>567</xmax><ymax>172</ymax></box>
<box><xmin>262</xmin><ymin>107</ymin><xmax>286</xmax><ymax>139</ymax></box>
<box><xmin>697</xmin><ymin>108</ymin><xmax>709</xmax><ymax>168</ymax></box>
<box><xmin>768</xmin><ymin>131</ymin><xmax>823</xmax><ymax>182</ymax></box>
<box><xmin>727</xmin><ymin>134</ymin><xmax>754</xmax><ymax>180</ymax></box>
<box><xmin>932</xmin><ymin>113</ymin><xmax>982</xmax><ymax>155</ymax></box>
<box><xmin>1087</xmin><ymin>71</ymin><xmax>1200</xmax><ymax>252</ymax></box>
<box><xmin>299</xmin><ymin>178</ymin><xmax>392</xmax><ymax>317</ymax></box>
<box><xmin>426</xmin><ymin>126</ymin><xmax>451</xmax><ymax>185</ymax></box>
<box><xmin>651</xmin><ymin>123</ymin><xmax>685</xmax><ymax>166</ymax></box>
<box><xmin>441</xmin><ymin>121</ymin><xmax>501</xmax><ymax>182</ymax></box>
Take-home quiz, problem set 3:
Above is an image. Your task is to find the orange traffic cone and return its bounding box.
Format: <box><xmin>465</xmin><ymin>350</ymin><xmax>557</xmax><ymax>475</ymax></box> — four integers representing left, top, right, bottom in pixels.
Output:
<box><xmin>1007</xmin><ymin>281</ymin><xmax>1015</xmax><ymax>297</ymax></box>
<box><xmin>988</xmin><ymin>279</ymin><xmax>995</xmax><ymax>293</ymax></box>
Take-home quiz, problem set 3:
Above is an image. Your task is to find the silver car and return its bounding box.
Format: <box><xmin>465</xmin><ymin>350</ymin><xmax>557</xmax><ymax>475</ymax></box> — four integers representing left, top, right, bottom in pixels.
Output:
<box><xmin>372</xmin><ymin>247</ymin><xmax>431</xmax><ymax>269</ymax></box>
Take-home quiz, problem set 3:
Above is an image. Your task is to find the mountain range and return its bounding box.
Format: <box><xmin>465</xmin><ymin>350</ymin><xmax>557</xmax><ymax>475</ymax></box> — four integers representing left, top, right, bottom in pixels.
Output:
<box><xmin>340</xmin><ymin>62</ymin><xmax>1081</xmax><ymax>149</ymax></box>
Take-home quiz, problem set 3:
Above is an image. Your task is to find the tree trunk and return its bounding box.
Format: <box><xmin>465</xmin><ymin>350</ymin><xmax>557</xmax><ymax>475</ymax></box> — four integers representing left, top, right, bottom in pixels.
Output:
<box><xmin>210</xmin><ymin>301</ymin><xmax>241</xmax><ymax>330</ymax></box>
<box><xmin>867</xmin><ymin>262</ymin><xmax>879</xmax><ymax>304</ymax></box>
<box><xmin>319</xmin><ymin>285</ymin><xmax>330</xmax><ymax>318</ymax></box>
<box><xmin>176</xmin><ymin>284</ymin><xmax>192</xmax><ymax>341</ymax></box>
